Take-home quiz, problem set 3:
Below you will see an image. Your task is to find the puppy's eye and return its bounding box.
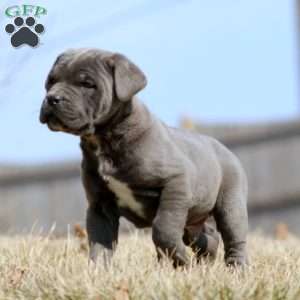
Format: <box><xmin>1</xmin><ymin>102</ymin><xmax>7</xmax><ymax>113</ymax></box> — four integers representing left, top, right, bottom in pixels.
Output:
<box><xmin>79</xmin><ymin>80</ymin><xmax>96</xmax><ymax>89</ymax></box>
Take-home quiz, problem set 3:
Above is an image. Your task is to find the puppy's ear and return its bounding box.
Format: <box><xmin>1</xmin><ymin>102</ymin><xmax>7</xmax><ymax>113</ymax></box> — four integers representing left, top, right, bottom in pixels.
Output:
<box><xmin>106</xmin><ymin>54</ymin><xmax>147</xmax><ymax>102</ymax></box>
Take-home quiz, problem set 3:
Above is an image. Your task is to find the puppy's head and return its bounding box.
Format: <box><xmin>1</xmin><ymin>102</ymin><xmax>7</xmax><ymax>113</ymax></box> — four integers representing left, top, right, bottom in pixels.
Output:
<box><xmin>39</xmin><ymin>48</ymin><xmax>147</xmax><ymax>136</ymax></box>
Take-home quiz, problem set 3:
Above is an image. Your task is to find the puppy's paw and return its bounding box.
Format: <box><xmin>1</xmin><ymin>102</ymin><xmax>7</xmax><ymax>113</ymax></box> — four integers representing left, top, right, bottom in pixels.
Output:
<box><xmin>225</xmin><ymin>255</ymin><xmax>248</xmax><ymax>268</ymax></box>
<box><xmin>89</xmin><ymin>244</ymin><xmax>113</xmax><ymax>269</ymax></box>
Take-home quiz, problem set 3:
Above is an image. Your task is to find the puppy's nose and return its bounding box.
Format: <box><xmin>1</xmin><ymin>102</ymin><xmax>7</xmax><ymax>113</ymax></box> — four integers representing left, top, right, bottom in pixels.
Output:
<box><xmin>47</xmin><ymin>95</ymin><xmax>63</xmax><ymax>106</ymax></box>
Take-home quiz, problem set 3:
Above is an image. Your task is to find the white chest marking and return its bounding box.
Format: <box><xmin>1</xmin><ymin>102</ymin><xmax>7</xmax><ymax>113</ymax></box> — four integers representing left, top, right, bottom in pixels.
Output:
<box><xmin>106</xmin><ymin>176</ymin><xmax>145</xmax><ymax>218</ymax></box>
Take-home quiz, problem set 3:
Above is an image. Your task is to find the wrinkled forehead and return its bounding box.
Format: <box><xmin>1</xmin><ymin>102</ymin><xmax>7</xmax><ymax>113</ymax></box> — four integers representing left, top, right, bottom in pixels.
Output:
<box><xmin>50</xmin><ymin>48</ymin><xmax>112</xmax><ymax>78</ymax></box>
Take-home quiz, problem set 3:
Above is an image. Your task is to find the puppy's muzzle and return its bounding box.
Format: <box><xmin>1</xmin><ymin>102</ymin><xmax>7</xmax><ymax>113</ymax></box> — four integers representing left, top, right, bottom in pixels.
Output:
<box><xmin>40</xmin><ymin>104</ymin><xmax>51</xmax><ymax>124</ymax></box>
<box><xmin>47</xmin><ymin>94</ymin><xmax>63</xmax><ymax>106</ymax></box>
<box><xmin>39</xmin><ymin>95</ymin><xmax>64</xmax><ymax>124</ymax></box>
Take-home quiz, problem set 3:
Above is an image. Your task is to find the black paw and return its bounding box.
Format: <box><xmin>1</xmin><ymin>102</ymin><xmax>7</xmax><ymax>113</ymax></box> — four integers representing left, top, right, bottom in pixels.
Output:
<box><xmin>5</xmin><ymin>16</ymin><xmax>45</xmax><ymax>47</ymax></box>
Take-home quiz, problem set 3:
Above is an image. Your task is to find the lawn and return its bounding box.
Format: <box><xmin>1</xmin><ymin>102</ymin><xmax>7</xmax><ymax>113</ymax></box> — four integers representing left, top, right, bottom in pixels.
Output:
<box><xmin>0</xmin><ymin>230</ymin><xmax>299</xmax><ymax>300</ymax></box>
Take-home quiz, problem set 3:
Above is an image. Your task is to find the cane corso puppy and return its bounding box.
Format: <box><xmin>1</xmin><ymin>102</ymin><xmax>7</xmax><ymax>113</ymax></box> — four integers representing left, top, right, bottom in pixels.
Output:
<box><xmin>40</xmin><ymin>49</ymin><xmax>248</xmax><ymax>267</ymax></box>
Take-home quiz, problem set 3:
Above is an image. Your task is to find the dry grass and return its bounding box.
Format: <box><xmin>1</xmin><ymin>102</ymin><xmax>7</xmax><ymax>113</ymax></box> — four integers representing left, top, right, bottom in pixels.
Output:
<box><xmin>0</xmin><ymin>231</ymin><xmax>300</xmax><ymax>300</ymax></box>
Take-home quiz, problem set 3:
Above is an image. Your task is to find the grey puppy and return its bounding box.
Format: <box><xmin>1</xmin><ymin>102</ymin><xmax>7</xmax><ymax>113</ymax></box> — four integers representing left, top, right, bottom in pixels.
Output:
<box><xmin>40</xmin><ymin>48</ymin><xmax>248</xmax><ymax>267</ymax></box>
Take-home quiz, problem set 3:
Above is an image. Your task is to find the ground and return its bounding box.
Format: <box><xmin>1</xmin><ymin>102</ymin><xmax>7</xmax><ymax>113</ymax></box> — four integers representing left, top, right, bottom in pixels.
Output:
<box><xmin>0</xmin><ymin>231</ymin><xmax>299</xmax><ymax>300</ymax></box>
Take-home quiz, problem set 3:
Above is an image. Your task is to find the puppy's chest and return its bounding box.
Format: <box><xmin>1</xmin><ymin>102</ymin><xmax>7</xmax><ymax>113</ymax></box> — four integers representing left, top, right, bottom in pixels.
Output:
<box><xmin>96</xmin><ymin>151</ymin><xmax>160</xmax><ymax>220</ymax></box>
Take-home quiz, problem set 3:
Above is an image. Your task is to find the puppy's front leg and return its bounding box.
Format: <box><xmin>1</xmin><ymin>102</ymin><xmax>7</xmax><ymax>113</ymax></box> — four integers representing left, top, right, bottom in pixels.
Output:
<box><xmin>86</xmin><ymin>205</ymin><xmax>119</xmax><ymax>266</ymax></box>
<box><xmin>83</xmin><ymin>170</ymin><xmax>119</xmax><ymax>265</ymax></box>
<box><xmin>152</xmin><ymin>174</ymin><xmax>191</xmax><ymax>267</ymax></box>
<box><xmin>81</xmin><ymin>141</ymin><xmax>119</xmax><ymax>265</ymax></box>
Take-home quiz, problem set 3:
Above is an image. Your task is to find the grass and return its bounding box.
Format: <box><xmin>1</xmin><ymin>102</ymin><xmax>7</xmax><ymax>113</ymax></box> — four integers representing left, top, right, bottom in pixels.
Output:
<box><xmin>0</xmin><ymin>230</ymin><xmax>300</xmax><ymax>300</ymax></box>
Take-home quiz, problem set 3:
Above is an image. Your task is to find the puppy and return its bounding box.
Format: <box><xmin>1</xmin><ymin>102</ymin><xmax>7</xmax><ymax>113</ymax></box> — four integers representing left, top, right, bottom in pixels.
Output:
<box><xmin>40</xmin><ymin>49</ymin><xmax>248</xmax><ymax>267</ymax></box>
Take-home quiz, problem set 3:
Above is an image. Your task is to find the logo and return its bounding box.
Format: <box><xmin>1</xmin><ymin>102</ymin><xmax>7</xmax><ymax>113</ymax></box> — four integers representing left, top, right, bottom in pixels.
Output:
<box><xmin>4</xmin><ymin>5</ymin><xmax>47</xmax><ymax>48</ymax></box>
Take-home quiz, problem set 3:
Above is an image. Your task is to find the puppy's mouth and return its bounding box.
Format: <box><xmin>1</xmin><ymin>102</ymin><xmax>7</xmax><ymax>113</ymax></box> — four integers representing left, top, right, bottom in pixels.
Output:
<box><xmin>41</xmin><ymin>112</ymin><xmax>90</xmax><ymax>135</ymax></box>
<box><xmin>47</xmin><ymin>115</ymin><xmax>67</xmax><ymax>132</ymax></box>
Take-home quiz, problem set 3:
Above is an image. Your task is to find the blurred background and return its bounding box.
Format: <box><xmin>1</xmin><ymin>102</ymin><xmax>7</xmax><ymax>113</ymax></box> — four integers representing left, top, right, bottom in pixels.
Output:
<box><xmin>0</xmin><ymin>0</ymin><xmax>299</xmax><ymax>236</ymax></box>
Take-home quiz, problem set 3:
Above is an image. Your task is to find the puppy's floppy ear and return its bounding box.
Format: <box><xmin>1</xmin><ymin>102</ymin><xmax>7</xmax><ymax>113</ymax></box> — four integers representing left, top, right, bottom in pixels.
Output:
<box><xmin>106</xmin><ymin>54</ymin><xmax>147</xmax><ymax>102</ymax></box>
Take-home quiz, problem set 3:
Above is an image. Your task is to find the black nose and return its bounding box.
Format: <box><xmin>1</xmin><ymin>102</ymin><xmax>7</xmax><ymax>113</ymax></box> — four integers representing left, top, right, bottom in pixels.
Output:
<box><xmin>47</xmin><ymin>95</ymin><xmax>63</xmax><ymax>106</ymax></box>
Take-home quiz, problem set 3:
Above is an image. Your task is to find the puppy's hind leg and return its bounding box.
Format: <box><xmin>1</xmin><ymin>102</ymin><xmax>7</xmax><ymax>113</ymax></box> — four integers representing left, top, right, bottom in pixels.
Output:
<box><xmin>183</xmin><ymin>221</ymin><xmax>219</xmax><ymax>261</ymax></box>
<box><xmin>214</xmin><ymin>180</ymin><xmax>248</xmax><ymax>267</ymax></box>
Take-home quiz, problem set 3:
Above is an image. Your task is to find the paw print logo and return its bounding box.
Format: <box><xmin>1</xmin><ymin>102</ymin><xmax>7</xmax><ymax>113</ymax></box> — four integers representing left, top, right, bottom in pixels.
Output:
<box><xmin>5</xmin><ymin>16</ymin><xmax>45</xmax><ymax>48</ymax></box>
